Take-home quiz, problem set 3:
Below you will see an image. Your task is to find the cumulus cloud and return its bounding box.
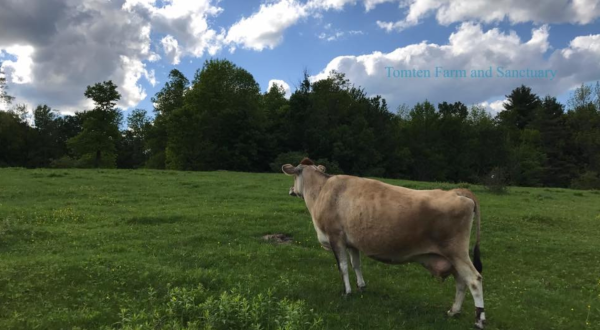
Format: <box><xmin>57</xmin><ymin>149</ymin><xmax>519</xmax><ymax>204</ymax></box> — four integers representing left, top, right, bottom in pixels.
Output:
<box><xmin>225</xmin><ymin>0</ymin><xmax>378</xmax><ymax>51</ymax></box>
<box><xmin>123</xmin><ymin>0</ymin><xmax>226</xmax><ymax>59</ymax></box>
<box><xmin>479</xmin><ymin>99</ymin><xmax>506</xmax><ymax>116</ymax></box>
<box><xmin>160</xmin><ymin>35</ymin><xmax>183</xmax><ymax>65</ymax></box>
<box><xmin>226</xmin><ymin>0</ymin><xmax>308</xmax><ymax>51</ymax></box>
<box><xmin>2</xmin><ymin>0</ymin><xmax>598</xmax><ymax>113</ymax></box>
<box><xmin>377</xmin><ymin>0</ymin><xmax>600</xmax><ymax>32</ymax></box>
<box><xmin>268</xmin><ymin>79</ymin><xmax>292</xmax><ymax>98</ymax></box>
<box><xmin>1</xmin><ymin>45</ymin><xmax>34</xmax><ymax>84</ymax></box>
<box><xmin>0</xmin><ymin>0</ymin><xmax>157</xmax><ymax>112</ymax></box>
<box><xmin>312</xmin><ymin>23</ymin><xmax>600</xmax><ymax>110</ymax></box>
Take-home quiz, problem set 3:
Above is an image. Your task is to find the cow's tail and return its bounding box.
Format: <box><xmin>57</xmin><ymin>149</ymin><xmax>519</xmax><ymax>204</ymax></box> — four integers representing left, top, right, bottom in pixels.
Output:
<box><xmin>456</xmin><ymin>189</ymin><xmax>482</xmax><ymax>274</ymax></box>
<box><xmin>472</xmin><ymin>197</ymin><xmax>482</xmax><ymax>274</ymax></box>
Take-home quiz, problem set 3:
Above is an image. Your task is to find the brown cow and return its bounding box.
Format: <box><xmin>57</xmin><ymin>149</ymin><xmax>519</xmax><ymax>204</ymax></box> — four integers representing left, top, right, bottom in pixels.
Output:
<box><xmin>282</xmin><ymin>158</ymin><xmax>486</xmax><ymax>329</ymax></box>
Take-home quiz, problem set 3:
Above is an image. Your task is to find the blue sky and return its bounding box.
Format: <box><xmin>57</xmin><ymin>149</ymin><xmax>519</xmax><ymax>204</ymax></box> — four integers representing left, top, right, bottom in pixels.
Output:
<box><xmin>1</xmin><ymin>0</ymin><xmax>599</xmax><ymax>117</ymax></box>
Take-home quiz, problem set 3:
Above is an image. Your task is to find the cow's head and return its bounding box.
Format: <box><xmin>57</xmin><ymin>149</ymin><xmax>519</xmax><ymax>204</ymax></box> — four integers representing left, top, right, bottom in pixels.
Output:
<box><xmin>282</xmin><ymin>158</ymin><xmax>326</xmax><ymax>198</ymax></box>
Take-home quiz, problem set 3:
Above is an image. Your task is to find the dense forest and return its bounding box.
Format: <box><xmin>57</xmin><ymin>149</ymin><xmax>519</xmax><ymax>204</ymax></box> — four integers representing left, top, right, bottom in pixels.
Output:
<box><xmin>1</xmin><ymin>59</ymin><xmax>599</xmax><ymax>189</ymax></box>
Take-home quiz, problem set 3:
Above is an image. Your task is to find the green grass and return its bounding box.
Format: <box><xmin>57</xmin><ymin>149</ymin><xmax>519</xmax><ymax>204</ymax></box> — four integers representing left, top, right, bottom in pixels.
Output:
<box><xmin>0</xmin><ymin>168</ymin><xmax>599</xmax><ymax>329</ymax></box>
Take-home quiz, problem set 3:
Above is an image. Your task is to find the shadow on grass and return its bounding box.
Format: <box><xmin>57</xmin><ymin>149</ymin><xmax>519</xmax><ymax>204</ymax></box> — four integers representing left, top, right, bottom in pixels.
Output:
<box><xmin>125</xmin><ymin>215</ymin><xmax>188</xmax><ymax>225</ymax></box>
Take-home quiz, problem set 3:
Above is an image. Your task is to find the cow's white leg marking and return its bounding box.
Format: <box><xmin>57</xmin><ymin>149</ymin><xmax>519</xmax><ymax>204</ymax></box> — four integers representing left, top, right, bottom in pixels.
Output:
<box><xmin>453</xmin><ymin>257</ymin><xmax>485</xmax><ymax>329</ymax></box>
<box><xmin>447</xmin><ymin>274</ymin><xmax>466</xmax><ymax>316</ymax></box>
<box><xmin>348</xmin><ymin>247</ymin><xmax>366</xmax><ymax>289</ymax></box>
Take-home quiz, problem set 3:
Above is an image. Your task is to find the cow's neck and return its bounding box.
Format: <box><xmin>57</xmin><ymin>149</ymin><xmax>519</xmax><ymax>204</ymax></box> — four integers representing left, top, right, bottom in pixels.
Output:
<box><xmin>301</xmin><ymin>168</ymin><xmax>329</xmax><ymax>212</ymax></box>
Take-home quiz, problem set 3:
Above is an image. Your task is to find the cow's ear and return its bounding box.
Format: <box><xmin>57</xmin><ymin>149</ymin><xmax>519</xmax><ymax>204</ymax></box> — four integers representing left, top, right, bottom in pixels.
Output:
<box><xmin>282</xmin><ymin>164</ymin><xmax>297</xmax><ymax>176</ymax></box>
<box><xmin>317</xmin><ymin>165</ymin><xmax>326</xmax><ymax>173</ymax></box>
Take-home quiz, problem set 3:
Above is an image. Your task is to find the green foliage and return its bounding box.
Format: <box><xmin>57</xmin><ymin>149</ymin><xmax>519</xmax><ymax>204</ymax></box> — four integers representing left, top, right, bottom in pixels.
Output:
<box><xmin>498</xmin><ymin>85</ymin><xmax>541</xmax><ymax>131</ymax></box>
<box><xmin>117</xmin><ymin>109</ymin><xmax>151</xmax><ymax>169</ymax></box>
<box><xmin>2</xmin><ymin>59</ymin><xmax>600</xmax><ymax>190</ymax></box>
<box><xmin>84</xmin><ymin>80</ymin><xmax>121</xmax><ymax>112</ymax></box>
<box><xmin>571</xmin><ymin>171</ymin><xmax>600</xmax><ymax>190</ymax></box>
<box><xmin>146</xmin><ymin>70</ymin><xmax>189</xmax><ymax>169</ymax></box>
<box><xmin>69</xmin><ymin>81</ymin><xmax>123</xmax><ymax>168</ymax></box>
<box><xmin>284</xmin><ymin>71</ymin><xmax>400</xmax><ymax>177</ymax></box>
<box><xmin>68</xmin><ymin>109</ymin><xmax>122</xmax><ymax>168</ymax></box>
<box><xmin>106</xmin><ymin>285</ymin><xmax>323</xmax><ymax>330</ymax></box>
<box><xmin>166</xmin><ymin>59</ymin><xmax>266</xmax><ymax>171</ymax></box>
<box><xmin>49</xmin><ymin>155</ymin><xmax>80</xmax><ymax>168</ymax></box>
<box><xmin>0</xmin><ymin>110</ymin><xmax>30</xmax><ymax>166</ymax></box>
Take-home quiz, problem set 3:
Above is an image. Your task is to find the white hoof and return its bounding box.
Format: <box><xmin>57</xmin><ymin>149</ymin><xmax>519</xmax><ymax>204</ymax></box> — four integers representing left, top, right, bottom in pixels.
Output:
<box><xmin>447</xmin><ymin>309</ymin><xmax>460</xmax><ymax>317</ymax></box>
<box><xmin>474</xmin><ymin>319</ymin><xmax>485</xmax><ymax>329</ymax></box>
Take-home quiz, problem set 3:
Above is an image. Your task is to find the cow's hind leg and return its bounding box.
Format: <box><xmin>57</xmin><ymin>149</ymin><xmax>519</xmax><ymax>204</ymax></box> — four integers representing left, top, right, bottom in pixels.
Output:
<box><xmin>452</xmin><ymin>257</ymin><xmax>485</xmax><ymax>329</ymax></box>
<box><xmin>447</xmin><ymin>271</ymin><xmax>466</xmax><ymax>316</ymax></box>
<box><xmin>331</xmin><ymin>239</ymin><xmax>352</xmax><ymax>295</ymax></box>
<box><xmin>348</xmin><ymin>247</ymin><xmax>366</xmax><ymax>290</ymax></box>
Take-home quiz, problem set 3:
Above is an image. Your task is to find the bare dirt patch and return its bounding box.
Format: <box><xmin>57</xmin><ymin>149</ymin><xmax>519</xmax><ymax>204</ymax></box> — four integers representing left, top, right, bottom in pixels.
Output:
<box><xmin>262</xmin><ymin>233</ymin><xmax>293</xmax><ymax>244</ymax></box>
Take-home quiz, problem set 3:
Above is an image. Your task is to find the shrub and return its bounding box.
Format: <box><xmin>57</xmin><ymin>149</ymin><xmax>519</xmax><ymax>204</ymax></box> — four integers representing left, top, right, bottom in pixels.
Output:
<box><xmin>571</xmin><ymin>171</ymin><xmax>600</xmax><ymax>190</ymax></box>
<box><xmin>482</xmin><ymin>167</ymin><xmax>508</xmax><ymax>194</ymax></box>
<box><xmin>50</xmin><ymin>156</ymin><xmax>80</xmax><ymax>168</ymax></box>
<box><xmin>106</xmin><ymin>284</ymin><xmax>323</xmax><ymax>330</ymax></box>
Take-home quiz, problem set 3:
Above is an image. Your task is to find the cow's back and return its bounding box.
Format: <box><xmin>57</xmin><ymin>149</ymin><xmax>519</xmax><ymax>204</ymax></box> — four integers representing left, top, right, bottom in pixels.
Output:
<box><xmin>312</xmin><ymin>175</ymin><xmax>474</xmax><ymax>261</ymax></box>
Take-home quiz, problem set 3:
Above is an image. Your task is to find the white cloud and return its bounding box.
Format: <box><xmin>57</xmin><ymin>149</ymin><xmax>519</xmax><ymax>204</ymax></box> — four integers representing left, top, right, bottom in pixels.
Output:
<box><xmin>306</xmin><ymin>0</ymin><xmax>357</xmax><ymax>11</ymax></box>
<box><xmin>317</xmin><ymin>27</ymin><xmax>363</xmax><ymax>42</ymax></box>
<box><xmin>0</xmin><ymin>0</ymin><xmax>157</xmax><ymax>113</ymax></box>
<box><xmin>148</xmin><ymin>53</ymin><xmax>161</xmax><ymax>62</ymax></box>
<box><xmin>480</xmin><ymin>99</ymin><xmax>506</xmax><ymax>116</ymax></box>
<box><xmin>364</xmin><ymin>0</ymin><xmax>395</xmax><ymax>11</ymax></box>
<box><xmin>123</xmin><ymin>0</ymin><xmax>225</xmax><ymax>61</ymax></box>
<box><xmin>318</xmin><ymin>31</ymin><xmax>345</xmax><ymax>41</ymax></box>
<box><xmin>312</xmin><ymin>23</ymin><xmax>600</xmax><ymax>110</ymax></box>
<box><xmin>226</xmin><ymin>0</ymin><xmax>308</xmax><ymax>51</ymax></box>
<box><xmin>377</xmin><ymin>0</ymin><xmax>600</xmax><ymax>32</ymax></box>
<box><xmin>161</xmin><ymin>35</ymin><xmax>183</xmax><ymax>64</ymax></box>
<box><xmin>1</xmin><ymin>45</ymin><xmax>34</xmax><ymax>84</ymax></box>
<box><xmin>268</xmin><ymin>79</ymin><xmax>292</xmax><ymax>98</ymax></box>
<box><xmin>115</xmin><ymin>56</ymin><xmax>150</xmax><ymax>108</ymax></box>
<box><xmin>225</xmin><ymin>0</ymin><xmax>377</xmax><ymax>51</ymax></box>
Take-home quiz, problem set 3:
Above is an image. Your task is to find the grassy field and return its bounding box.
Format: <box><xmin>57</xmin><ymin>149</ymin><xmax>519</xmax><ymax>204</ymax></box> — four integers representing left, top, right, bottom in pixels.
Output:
<box><xmin>0</xmin><ymin>168</ymin><xmax>599</xmax><ymax>330</ymax></box>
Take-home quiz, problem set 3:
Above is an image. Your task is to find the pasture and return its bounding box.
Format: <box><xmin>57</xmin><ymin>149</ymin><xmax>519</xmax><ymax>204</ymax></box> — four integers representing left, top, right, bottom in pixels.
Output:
<box><xmin>0</xmin><ymin>168</ymin><xmax>598</xmax><ymax>329</ymax></box>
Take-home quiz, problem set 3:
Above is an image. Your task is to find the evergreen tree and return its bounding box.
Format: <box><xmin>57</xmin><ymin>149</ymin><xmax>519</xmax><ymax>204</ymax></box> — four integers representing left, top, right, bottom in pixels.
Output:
<box><xmin>438</xmin><ymin>101</ymin><xmax>470</xmax><ymax>181</ymax></box>
<box><xmin>498</xmin><ymin>85</ymin><xmax>542</xmax><ymax>131</ymax></box>
<box><xmin>262</xmin><ymin>83</ymin><xmax>290</xmax><ymax>165</ymax></box>
<box><xmin>531</xmin><ymin>96</ymin><xmax>573</xmax><ymax>187</ymax></box>
<box><xmin>404</xmin><ymin>101</ymin><xmax>444</xmax><ymax>181</ymax></box>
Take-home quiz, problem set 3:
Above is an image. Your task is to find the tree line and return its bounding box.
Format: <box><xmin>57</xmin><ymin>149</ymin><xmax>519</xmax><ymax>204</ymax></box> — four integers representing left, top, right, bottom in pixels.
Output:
<box><xmin>1</xmin><ymin>59</ymin><xmax>599</xmax><ymax>189</ymax></box>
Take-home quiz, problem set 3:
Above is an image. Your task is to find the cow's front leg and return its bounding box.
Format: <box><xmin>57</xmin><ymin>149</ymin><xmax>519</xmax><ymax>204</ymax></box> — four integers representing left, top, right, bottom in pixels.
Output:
<box><xmin>331</xmin><ymin>240</ymin><xmax>351</xmax><ymax>295</ymax></box>
<box><xmin>348</xmin><ymin>247</ymin><xmax>366</xmax><ymax>291</ymax></box>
